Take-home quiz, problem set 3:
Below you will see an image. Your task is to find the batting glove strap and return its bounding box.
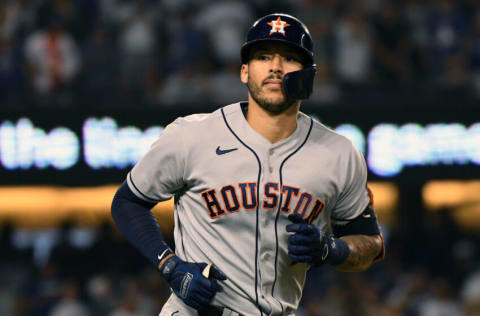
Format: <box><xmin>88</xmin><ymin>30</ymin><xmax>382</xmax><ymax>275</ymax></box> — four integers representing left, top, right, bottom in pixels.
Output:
<box><xmin>321</xmin><ymin>235</ymin><xmax>350</xmax><ymax>266</ymax></box>
<box><xmin>160</xmin><ymin>255</ymin><xmax>179</xmax><ymax>280</ymax></box>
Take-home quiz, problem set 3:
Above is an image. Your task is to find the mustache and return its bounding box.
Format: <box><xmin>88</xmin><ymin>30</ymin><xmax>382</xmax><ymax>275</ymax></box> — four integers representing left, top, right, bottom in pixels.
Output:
<box><xmin>262</xmin><ymin>75</ymin><xmax>283</xmax><ymax>85</ymax></box>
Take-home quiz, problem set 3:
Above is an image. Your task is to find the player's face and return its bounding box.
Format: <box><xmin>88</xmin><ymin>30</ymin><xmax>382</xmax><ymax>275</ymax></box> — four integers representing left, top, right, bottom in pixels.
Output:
<box><xmin>241</xmin><ymin>42</ymin><xmax>304</xmax><ymax>114</ymax></box>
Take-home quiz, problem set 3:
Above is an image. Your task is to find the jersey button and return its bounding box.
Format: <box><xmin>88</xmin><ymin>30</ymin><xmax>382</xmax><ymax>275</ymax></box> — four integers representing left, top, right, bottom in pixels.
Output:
<box><xmin>268</xmin><ymin>166</ymin><xmax>273</xmax><ymax>173</ymax></box>
<box><xmin>269</xmin><ymin>149</ymin><xmax>274</xmax><ymax>155</ymax></box>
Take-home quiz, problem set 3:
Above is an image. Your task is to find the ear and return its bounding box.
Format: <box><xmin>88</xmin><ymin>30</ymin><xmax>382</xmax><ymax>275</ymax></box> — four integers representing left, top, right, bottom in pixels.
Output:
<box><xmin>240</xmin><ymin>64</ymin><xmax>248</xmax><ymax>84</ymax></box>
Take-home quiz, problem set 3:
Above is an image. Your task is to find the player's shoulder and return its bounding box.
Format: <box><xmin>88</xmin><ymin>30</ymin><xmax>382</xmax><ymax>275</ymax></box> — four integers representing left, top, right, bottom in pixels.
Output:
<box><xmin>299</xmin><ymin>112</ymin><xmax>354</xmax><ymax>149</ymax></box>
<box><xmin>171</xmin><ymin>102</ymin><xmax>241</xmax><ymax>128</ymax></box>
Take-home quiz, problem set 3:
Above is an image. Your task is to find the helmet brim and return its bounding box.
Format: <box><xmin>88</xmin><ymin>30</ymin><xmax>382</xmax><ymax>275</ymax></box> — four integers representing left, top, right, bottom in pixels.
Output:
<box><xmin>240</xmin><ymin>38</ymin><xmax>314</xmax><ymax>66</ymax></box>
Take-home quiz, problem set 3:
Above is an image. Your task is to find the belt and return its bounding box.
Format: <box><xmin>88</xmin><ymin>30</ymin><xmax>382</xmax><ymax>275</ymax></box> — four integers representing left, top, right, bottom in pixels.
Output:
<box><xmin>198</xmin><ymin>305</ymin><xmax>224</xmax><ymax>316</ymax></box>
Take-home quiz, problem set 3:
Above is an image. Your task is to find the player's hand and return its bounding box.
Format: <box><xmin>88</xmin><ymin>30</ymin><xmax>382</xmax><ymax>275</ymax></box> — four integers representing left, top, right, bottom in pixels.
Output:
<box><xmin>159</xmin><ymin>256</ymin><xmax>227</xmax><ymax>310</ymax></box>
<box><xmin>286</xmin><ymin>214</ymin><xmax>349</xmax><ymax>266</ymax></box>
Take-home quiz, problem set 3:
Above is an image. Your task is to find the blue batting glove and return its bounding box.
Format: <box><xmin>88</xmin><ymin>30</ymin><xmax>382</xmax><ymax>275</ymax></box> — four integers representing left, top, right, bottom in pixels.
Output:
<box><xmin>160</xmin><ymin>256</ymin><xmax>227</xmax><ymax>310</ymax></box>
<box><xmin>286</xmin><ymin>214</ymin><xmax>350</xmax><ymax>266</ymax></box>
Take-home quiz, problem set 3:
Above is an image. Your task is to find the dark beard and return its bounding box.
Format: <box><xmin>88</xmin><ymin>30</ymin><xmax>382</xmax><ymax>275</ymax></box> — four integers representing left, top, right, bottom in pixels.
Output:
<box><xmin>247</xmin><ymin>76</ymin><xmax>296</xmax><ymax>114</ymax></box>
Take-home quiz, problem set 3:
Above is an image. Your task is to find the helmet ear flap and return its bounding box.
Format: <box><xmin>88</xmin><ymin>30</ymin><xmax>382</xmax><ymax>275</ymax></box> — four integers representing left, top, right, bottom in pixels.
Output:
<box><xmin>282</xmin><ymin>65</ymin><xmax>316</xmax><ymax>100</ymax></box>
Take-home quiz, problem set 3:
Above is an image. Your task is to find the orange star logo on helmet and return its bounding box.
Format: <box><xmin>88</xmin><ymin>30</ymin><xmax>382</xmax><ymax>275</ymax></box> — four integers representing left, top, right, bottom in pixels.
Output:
<box><xmin>267</xmin><ymin>16</ymin><xmax>291</xmax><ymax>36</ymax></box>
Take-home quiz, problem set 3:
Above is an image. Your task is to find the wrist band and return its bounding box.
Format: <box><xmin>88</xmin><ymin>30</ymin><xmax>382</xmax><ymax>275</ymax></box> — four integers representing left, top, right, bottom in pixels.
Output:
<box><xmin>329</xmin><ymin>238</ymin><xmax>350</xmax><ymax>266</ymax></box>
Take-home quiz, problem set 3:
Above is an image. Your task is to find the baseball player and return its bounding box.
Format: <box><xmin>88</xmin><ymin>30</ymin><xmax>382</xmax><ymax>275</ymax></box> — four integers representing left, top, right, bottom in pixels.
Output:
<box><xmin>111</xmin><ymin>13</ymin><xmax>384</xmax><ymax>316</ymax></box>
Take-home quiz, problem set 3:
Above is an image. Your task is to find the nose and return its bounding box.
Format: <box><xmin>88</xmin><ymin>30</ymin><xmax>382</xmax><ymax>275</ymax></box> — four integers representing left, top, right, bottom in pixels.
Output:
<box><xmin>269</xmin><ymin>54</ymin><xmax>283</xmax><ymax>75</ymax></box>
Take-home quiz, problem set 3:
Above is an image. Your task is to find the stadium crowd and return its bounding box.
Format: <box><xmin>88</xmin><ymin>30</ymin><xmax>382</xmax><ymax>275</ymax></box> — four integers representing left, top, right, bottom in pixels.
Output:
<box><xmin>0</xmin><ymin>207</ymin><xmax>480</xmax><ymax>315</ymax></box>
<box><xmin>2</xmin><ymin>0</ymin><xmax>480</xmax><ymax>108</ymax></box>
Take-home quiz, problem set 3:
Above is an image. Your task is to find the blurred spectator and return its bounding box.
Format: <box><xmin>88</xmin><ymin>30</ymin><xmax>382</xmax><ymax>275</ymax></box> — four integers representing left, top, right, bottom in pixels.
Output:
<box><xmin>86</xmin><ymin>223</ymin><xmax>120</xmax><ymax>275</ymax></box>
<box><xmin>100</xmin><ymin>0</ymin><xmax>144</xmax><ymax>26</ymax></box>
<box><xmin>2</xmin><ymin>0</ymin><xmax>480</xmax><ymax>107</ymax></box>
<box><xmin>417</xmin><ymin>278</ymin><xmax>463</xmax><ymax>316</ymax></box>
<box><xmin>0</xmin><ymin>0</ymin><xmax>37</xmax><ymax>45</ymax></box>
<box><xmin>442</xmin><ymin>53</ymin><xmax>469</xmax><ymax>88</ymax></box>
<box><xmin>158</xmin><ymin>63</ymin><xmax>210</xmax><ymax>106</ymax></box>
<box><xmin>160</xmin><ymin>0</ymin><xmax>190</xmax><ymax>15</ymax></box>
<box><xmin>461</xmin><ymin>264</ymin><xmax>480</xmax><ymax>316</ymax></box>
<box><xmin>291</xmin><ymin>0</ymin><xmax>338</xmax><ymax>22</ymax></box>
<box><xmin>403</xmin><ymin>0</ymin><xmax>430</xmax><ymax>46</ymax></box>
<box><xmin>0</xmin><ymin>223</ymin><xmax>14</xmax><ymax>265</ymax></box>
<box><xmin>0</xmin><ymin>217</ymin><xmax>479</xmax><ymax>315</ymax></box>
<box><xmin>86</xmin><ymin>275</ymin><xmax>115</xmax><ymax>316</ymax></box>
<box><xmin>402</xmin><ymin>0</ymin><xmax>432</xmax><ymax>82</ymax></box>
<box><xmin>50</xmin><ymin>280</ymin><xmax>91</xmax><ymax>316</ymax></box>
<box><xmin>0</xmin><ymin>286</ymin><xmax>14</xmax><ymax>316</ymax></box>
<box><xmin>0</xmin><ymin>35</ymin><xmax>24</xmax><ymax>107</ymax></box>
<box><xmin>41</xmin><ymin>0</ymin><xmax>90</xmax><ymax>43</ymax></box>
<box><xmin>164</xmin><ymin>11</ymin><xmax>209</xmax><ymax>73</ymax></box>
<box><xmin>80</xmin><ymin>24</ymin><xmax>118</xmax><ymax>106</ymax></box>
<box><xmin>291</xmin><ymin>1</ymin><xmax>340</xmax><ymax>105</ymax></box>
<box><xmin>343</xmin><ymin>273</ymin><xmax>384</xmax><ymax>316</ymax></box>
<box><xmin>195</xmin><ymin>0</ymin><xmax>253</xmax><ymax>63</ymax></box>
<box><xmin>20</xmin><ymin>263</ymin><xmax>62</xmax><ymax>316</ymax></box>
<box><xmin>308</xmin><ymin>60</ymin><xmax>340</xmax><ymax>105</ymax></box>
<box><xmin>292</xmin><ymin>0</ymin><xmax>336</xmax><ymax>77</ymax></box>
<box><xmin>387</xmin><ymin>268</ymin><xmax>432</xmax><ymax>314</ymax></box>
<box><xmin>210</xmin><ymin>62</ymin><xmax>247</xmax><ymax>105</ymax></box>
<box><xmin>309</xmin><ymin>19</ymin><xmax>335</xmax><ymax>68</ymax></box>
<box><xmin>371</xmin><ymin>1</ymin><xmax>414</xmax><ymax>85</ymax></box>
<box><xmin>467</xmin><ymin>9</ymin><xmax>480</xmax><ymax>97</ymax></box>
<box><xmin>138</xmin><ymin>268</ymin><xmax>171</xmax><ymax>311</ymax></box>
<box><xmin>23</xmin><ymin>11</ymin><xmax>81</xmax><ymax>106</ymax></box>
<box><xmin>427</xmin><ymin>0</ymin><xmax>468</xmax><ymax>84</ymax></box>
<box><xmin>332</xmin><ymin>5</ymin><xmax>373</xmax><ymax>85</ymax></box>
<box><xmin>50</xmin><ymin>222</ymin><xmax>84</xmax><ymax>279</ymax></box>
<box><xmin>109</xmin><ymin>277</ymin><xmax>150</xmax><ymax>316</ymax></box>
<box><xmin>160</xmin><ymin>0</ymin><xmax>212</xmax><ymax>16</ymax></box>
<box><xmin>313</xmin><ymin>282</ymin><xmax>348</xmax><ymax>316</ymax></box>
<box><xmin>116</xmin><ymin>0</ymin><xmax>159</xmax><ymax>102</ymax></box>
<box><xmin>451</xmin><ymin>239</ymin><xmax>478</xmax><ymax>290</ymax></box>
<box><xmin>422</xmin><ymin>209</ymin><xmax>460</xmax><ymax>276</ymax></box>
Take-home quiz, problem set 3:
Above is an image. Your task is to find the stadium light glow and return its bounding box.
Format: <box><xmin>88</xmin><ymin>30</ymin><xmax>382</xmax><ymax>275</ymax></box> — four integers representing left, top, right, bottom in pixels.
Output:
<box><xmin>0</xmin><ymin>182</ymin><xmax>394</xmax><ymax>228</ymax></box>
<box><xmin>0</xmin><ymin>185</ymin><xmax>174</xmax><ymax>229</ymax></box>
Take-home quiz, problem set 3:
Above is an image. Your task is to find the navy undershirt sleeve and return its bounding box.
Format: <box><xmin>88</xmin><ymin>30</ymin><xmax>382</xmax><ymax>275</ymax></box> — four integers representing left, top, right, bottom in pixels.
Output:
<box><xmin>111</xmin><ymin>181</ymin><xmax>172</xmax><ymax>267</ymax></box>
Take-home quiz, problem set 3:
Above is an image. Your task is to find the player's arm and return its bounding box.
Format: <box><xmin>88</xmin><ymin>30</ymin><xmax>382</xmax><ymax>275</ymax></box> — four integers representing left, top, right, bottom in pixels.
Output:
<box><xmin>335</xmin><ymin>234</ymin><xmax>383</xmax><ymax>272</ymax></box>
<box><xmin>330</xmin><ymin>206</ymin><xmax>384</xmax><ymax>272</ymax></box>
<box><xmin>288</xmin><ymin>141</ymin><xmax>385</xmax><ymax>271</ymax></box>
<box><xmin>111</xmin><ymin>117</ymin><xmax>227</xmax><ymax>310</ymax></box>
<box><xmin>110</xmin><ymin>118</ymin><xmax>185</xmax><ymax>267</ymax></box>
<box><xmin>111</xmin><ymin>180</ymin><xmax>174</xmax><ymax>267</ymax></box>
<box><xmin>111</xmin><ymin>181</ymin><xmax>227</xmax><ymax>310</ymax></box>
<box><xmin>327</xmin><ymin>141</ymin><xmax>384</xmax><ymax>271</ymax></box>
<box><xmin>287</xmin><ymin>207</ymin><xmax>384</xmax><ymax>272</ymax></box>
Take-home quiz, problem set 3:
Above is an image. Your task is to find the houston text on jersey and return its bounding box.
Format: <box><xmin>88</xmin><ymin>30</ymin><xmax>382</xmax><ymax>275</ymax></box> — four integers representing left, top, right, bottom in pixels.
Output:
<box><xmin>201</xmin><ymin>182</ymin><xmax>325</xmax><ymax>222</ymax></box>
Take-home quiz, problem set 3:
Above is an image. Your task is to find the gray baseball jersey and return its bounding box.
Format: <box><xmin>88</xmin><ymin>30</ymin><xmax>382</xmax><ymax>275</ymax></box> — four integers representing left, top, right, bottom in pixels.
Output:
<box><xmin>127</xmin><ymin>102</ymin><xmax>370</xmax><ymax>316</ymax></box>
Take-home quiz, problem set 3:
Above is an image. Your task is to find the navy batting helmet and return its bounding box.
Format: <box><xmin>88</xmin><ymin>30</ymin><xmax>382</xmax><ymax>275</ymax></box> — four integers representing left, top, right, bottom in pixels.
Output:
<box><xmin>241</xmin><ymin>13</ymin><xmax>316</xmax><ymax>100</ymax></box>
<box><xmin>241</xmin><ymin>13</ymin><xmax>314</xmax><ymax>65</ymax></box>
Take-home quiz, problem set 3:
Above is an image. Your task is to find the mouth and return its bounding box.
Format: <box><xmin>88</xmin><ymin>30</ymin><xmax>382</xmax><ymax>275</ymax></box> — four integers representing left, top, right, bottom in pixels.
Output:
<box><xmin>263</xmin><ymin>79</ymin><xmax>283</xmax><ymax>88</ymax></box>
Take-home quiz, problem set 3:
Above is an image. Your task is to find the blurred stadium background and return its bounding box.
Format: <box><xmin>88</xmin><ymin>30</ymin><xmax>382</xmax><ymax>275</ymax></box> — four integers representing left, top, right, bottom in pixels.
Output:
<box><xmin>1</xmin><ymin>0</ymin><xmax>480</xmax><ymax>315</ymax></box>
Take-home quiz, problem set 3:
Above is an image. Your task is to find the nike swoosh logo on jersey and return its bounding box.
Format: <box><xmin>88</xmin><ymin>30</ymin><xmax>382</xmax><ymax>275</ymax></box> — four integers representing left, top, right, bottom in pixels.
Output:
<box><xmin>216</xmin><ymin>146</ymin><xmax>238</xmax><ymax>155</ymax></box>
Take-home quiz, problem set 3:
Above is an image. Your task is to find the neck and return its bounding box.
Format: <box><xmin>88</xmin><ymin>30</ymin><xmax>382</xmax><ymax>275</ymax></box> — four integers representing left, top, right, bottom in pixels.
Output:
<box><xmin>246</xmin><ymin>97</ymin><xmax>300</xmax><ymax>144</ymax></box>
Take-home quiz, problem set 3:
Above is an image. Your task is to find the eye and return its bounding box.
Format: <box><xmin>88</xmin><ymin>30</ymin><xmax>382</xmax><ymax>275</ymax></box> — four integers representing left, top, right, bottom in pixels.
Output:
<box><xmin>258</xmin><ymin>54</ymin><xmax>270</xmax><ymax>61</ymax></box>
<box><xmin>286</xmin><ymin>55</ymin><xmax>300</xmax><ymax>63</ymax></box>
